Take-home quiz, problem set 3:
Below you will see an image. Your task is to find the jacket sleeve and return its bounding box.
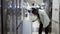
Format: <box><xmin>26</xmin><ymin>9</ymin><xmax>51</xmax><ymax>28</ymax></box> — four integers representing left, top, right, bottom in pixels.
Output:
<box><xmin>43</xmin><ymin>11</ymin><xmax>50</xmax><ymax>28</ymax></box>
<box><xmin>38</xmin><ymin>10</ymin><xmax>44</xmax><ymax>24</ymax></box>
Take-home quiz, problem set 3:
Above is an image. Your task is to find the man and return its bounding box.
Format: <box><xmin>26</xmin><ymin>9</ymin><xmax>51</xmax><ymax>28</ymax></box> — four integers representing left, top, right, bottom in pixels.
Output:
<box><xmin>32</xmin><ymin>8</ymin><xmax>50</xmax><ymax>34</ymax></box>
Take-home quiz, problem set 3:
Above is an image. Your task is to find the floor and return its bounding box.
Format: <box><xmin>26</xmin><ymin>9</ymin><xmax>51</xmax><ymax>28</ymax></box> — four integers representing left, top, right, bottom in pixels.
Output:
<box><xmin>32</xmin><ymin>32</ymin><xmax>51</xmax><ymax>34</ymax></box>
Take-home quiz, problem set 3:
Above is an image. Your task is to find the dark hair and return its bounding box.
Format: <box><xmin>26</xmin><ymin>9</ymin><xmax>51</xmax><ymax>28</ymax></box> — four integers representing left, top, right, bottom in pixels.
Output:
<box><xmin>32</xmin><ymin>3</ymin><xmax>34</xmax><ymax>6</ymax></box>
<box><xmin>32</xmin><ymin>8</ymin><xmax>38</xmax><ymax>13</ymax></box>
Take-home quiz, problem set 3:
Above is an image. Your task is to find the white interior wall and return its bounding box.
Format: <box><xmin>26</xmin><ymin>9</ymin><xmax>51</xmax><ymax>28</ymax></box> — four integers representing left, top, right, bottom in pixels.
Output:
<box><xmin>52</xmin><ymin>0</ymin><xmax>59</xmax><ymax>34</ymax></box>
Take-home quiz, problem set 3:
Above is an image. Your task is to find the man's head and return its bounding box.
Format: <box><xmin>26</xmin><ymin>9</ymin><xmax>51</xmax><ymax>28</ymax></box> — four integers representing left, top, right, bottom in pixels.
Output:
<box><xmin>32</xmin><ymin>3</ymin><xmax>34</xmax><ymax>6</ymax></box>
<box><xmin>32</xmin><ymin>8</ymin><xmax>38</xmax><ymax>15</ymax></box>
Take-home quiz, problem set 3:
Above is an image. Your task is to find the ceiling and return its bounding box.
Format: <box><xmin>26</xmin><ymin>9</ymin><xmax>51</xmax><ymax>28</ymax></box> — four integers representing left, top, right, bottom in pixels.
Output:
<box><xmin>27</xmin><ymin>0</ymin><xmax>43</xmax><ymax>5</ymax></box>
